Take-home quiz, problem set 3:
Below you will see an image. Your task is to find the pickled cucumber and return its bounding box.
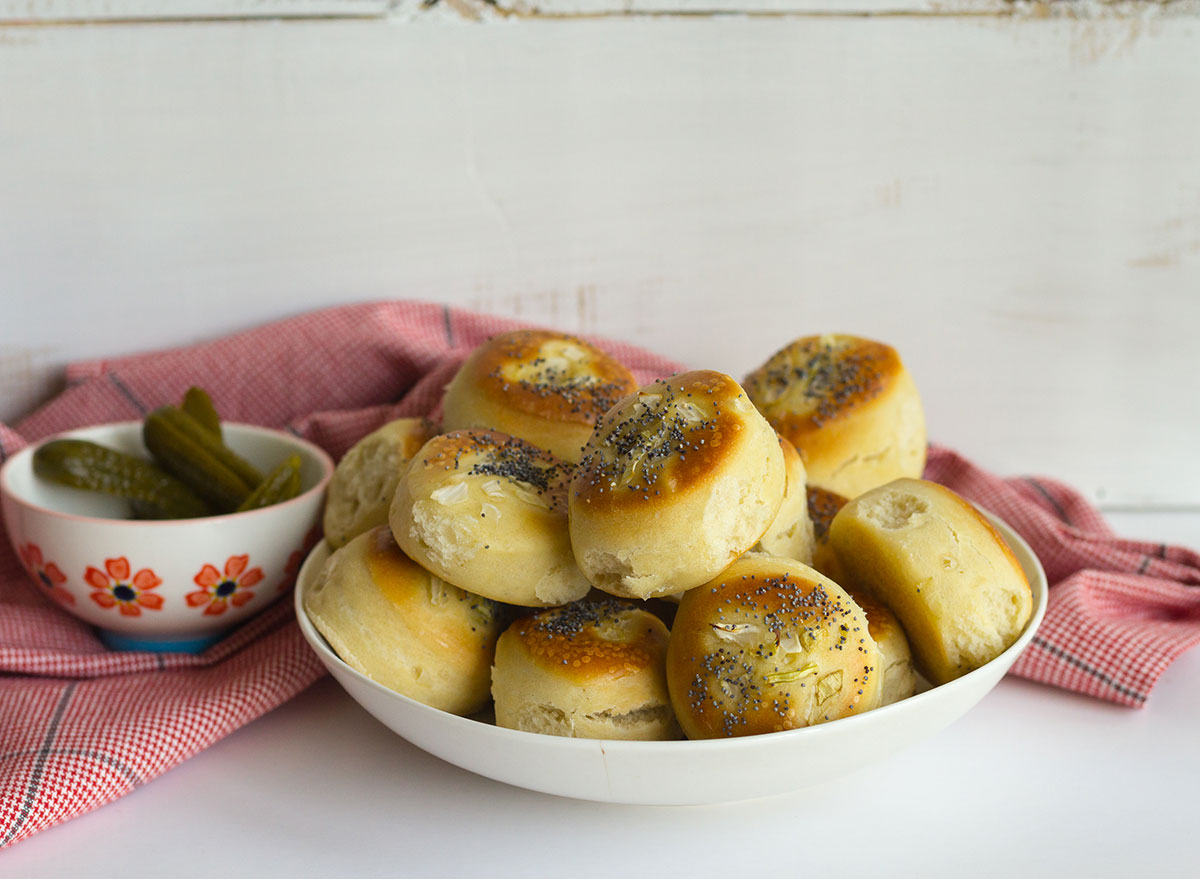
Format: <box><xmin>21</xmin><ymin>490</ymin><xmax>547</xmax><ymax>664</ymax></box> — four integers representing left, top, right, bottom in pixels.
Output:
<box><xmin>181</xmin><ymin>386</ymin><xmax>221</xmax><ymax>439</ymax></box>
<box><xmin>143</xmin><ymin>407</ymin><xmax>260</xmax><ymax>512</ymax></box>
<box><xmin>236</xmin><ymin>454</ymin><xmax>303</xmax><ymax>512</ymax></box>
<box><xmin>33</xmin><ymin>439</ymin><xmax>211</xmax><ymax>519</ymax></box>
<box><xmin>149</xmin><ymin>406</ymin><xmax>262</xmax><ymax>488</ymax></box>
<box><xmin>34</xmin><ymin>387</ymin><xmax>307</xmax><ymax>520</ymax></box>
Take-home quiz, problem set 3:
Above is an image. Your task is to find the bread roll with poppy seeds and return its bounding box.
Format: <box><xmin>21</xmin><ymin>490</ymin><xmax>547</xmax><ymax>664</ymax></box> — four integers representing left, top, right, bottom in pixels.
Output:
<box><xmin>569</xmin><ymin>370</ymin><xmax>785</xmax><ymax>600</ymax></box>
<box><xmin>390</xmin><ymin>429</ymin><xmax>590</xmax><ymax>607</ymax></box>
<box><xmin>829</xmin><ymin>478</ymin><xmax>1033</xmax><ymax>685</ymax></box>
<box><xmin>304</xmin><ymin>526</ymin><xmax>503</xmax><ymax>715</ymax></box>
<box><xmin>666</xmin><ymin>555</ymin><xmax>881</xmax><ymax>739</ymax></box>
<box><xmin>743</xmin><ymin>334</ymin><xmax>926</xmax><ymax>499</ymax></box>
<box><xmin>492</xmin><ymin>599</ymin><xmax>680</xmax><ymax>740</ymax></box>
<box><xmin>442</xmin><ymin>330</ymin><xmax>638</xmax><ymax>464</ymax></box>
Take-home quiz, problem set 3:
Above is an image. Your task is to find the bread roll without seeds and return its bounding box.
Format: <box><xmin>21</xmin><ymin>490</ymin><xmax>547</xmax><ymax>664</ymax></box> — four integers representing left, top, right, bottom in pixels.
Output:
<box><xmin>754</xmin><ymin>435</ymin><xmax>816</xmax><ymax>564</ymax></box>
<box><xmin>492</xmin><ymin>599</ymin><xmax>680</xmax><ymax>741</ymax></box>
<box><xmin>569</xmin><ymin>370</ymin><xmax>786</xmax><ymax>599</ymax></box>
<box><xmin>323</xmin><ymin>418</ymin><xmax>435</xmax><ymax>549</ymax></box>
<box><xmin>304</xmin><ymin>526</ymin><xmax>503</xmax><ymax>715</ymax></box>
<box><xmin>743</xmin><ymin>334</ymin><xmax>926</xmax><ymax>499</ymax></box>
<box><xmin>829</xmin><ymin>478</ymin><xmax>1033</xmax><ymax>685</ymax></box>
<box><xmin>845</xmin><ymin>589</ymin><xmax>917</xmax><ymax>706</ymax></box>
<box><xmin>390</xmin><ymin>429</ymin><xmax>590</xmax><ymax>607</ymax></box>
<box><xmin>442</xmin><ymin>329</ymin><xmax>638</xmax><ymax>464</ymax></box>
<box><xmin>805</xmin><ymin>487</ymin><xmax>915</xmax><ymax>704</ymax></box>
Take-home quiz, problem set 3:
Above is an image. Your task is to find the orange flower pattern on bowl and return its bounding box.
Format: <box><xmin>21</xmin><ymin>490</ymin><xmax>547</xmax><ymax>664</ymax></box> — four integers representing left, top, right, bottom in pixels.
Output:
<box><xmin>85</xmin><ymin>557</ymin><xmax>163</xmax><ymax>616</ymax></box>
<box><xmin>19</xmin><ymin>542</ymin><xmax>75</xmax><ymax>607</ymax></box>
<box><xmin>187</xmin><ymin>554</ymin><xmax>263</xmax><ymax>616</ymax></box>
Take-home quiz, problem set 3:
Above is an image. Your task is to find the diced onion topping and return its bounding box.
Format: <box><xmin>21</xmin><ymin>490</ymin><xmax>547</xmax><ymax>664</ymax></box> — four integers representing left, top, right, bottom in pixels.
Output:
<box><xmin>430</xmin><ymin>482</ymin><xmax>470</xmax><ymax>506</ymax></box>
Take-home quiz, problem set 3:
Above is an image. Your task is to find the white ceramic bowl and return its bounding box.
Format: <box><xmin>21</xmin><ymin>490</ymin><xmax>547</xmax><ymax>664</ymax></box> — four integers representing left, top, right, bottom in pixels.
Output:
<box><xmin>2</xmin><ymin>421</ymin><xmax>334</xmax><ymax>652</ymax></box>
<box><xmin>295</xmin><ymin>513</ymin><xmax>1047</xmax><ymax>805</ymax></box>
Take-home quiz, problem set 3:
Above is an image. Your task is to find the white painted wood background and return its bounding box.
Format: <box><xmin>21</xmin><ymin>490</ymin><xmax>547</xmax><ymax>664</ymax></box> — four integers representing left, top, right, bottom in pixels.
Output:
<box><xmin>1</xmin><ymin>7</ymin><xmax>1198</xmax><ymax>509</ymax></box>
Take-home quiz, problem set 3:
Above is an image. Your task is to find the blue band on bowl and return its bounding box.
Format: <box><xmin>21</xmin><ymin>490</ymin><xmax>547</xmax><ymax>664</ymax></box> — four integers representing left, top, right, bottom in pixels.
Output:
<box><xmin>97</xmin><ymin>628</ymin><xmax>225</xmax><ymax>654</ymax></box>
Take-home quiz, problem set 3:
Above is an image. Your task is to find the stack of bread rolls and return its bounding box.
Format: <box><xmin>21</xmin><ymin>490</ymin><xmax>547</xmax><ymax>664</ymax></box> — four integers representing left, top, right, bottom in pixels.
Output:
<box><xmin>305</xmin><ymin>328</ymin><xmax>1033</xmax><ymax>742</ymax></box>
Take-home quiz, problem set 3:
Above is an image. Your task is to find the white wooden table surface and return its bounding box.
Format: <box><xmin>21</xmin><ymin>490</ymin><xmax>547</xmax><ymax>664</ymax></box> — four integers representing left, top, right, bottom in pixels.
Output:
<box><xmin>1</xmin><ymin>5</ymin><xmax>1198</xmax><ymax>876</ymax></box>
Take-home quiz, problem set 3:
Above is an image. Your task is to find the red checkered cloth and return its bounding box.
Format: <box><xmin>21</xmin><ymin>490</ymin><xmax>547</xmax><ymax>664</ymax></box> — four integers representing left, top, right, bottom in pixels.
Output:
<box><xmin>0</xmin><ymin>301</ymin><xmax>1197</xmax><ymax>848</ymax></box>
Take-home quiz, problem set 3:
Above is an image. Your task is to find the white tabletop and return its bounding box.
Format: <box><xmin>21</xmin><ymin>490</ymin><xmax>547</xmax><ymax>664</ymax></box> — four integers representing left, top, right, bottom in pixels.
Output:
<box><xmin>3</xmin><ymin>511</ymin><xmax>1196</xmax><ymax>878</ymax></box>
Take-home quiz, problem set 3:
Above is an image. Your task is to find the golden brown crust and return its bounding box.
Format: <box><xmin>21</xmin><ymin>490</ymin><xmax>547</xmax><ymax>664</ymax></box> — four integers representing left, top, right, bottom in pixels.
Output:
<box><xmin>460</xmin><ymin>330</ymin><xmax>637</xmax><ymax>425</ymax></box>
<box><xmin>442</xmin><ymin>330</ymin><xmax>637</xmax><ymax>463</ymax></box>
<box><xmin>667</xmin><ymin>556</ymin><xmax>880</xmax><ymax>739</ymax></box>
<box><xmin>492</xmin><ymin>598</ymin><xmax>680</xmax><ymax>740</ymax></box>
<box><xmin>745</xmin><ymin>335</ymin><xmax>901</xmax><ymax>433</ymax></box>
<box><xmin>844</xmin><ymin>586</ymin><xmax>917</xmax><ymax>705</ymax></box>
<box><xmin>417</xmin><ymin>429</ymin><xmax>571</xmax><ymax>513</ymax></box>
<box><xmin>568</xmin><ymin>370</ymin><xmax>785</xmax><ymax>599</ymax></box>
<box><xmin>843</xmin><ymin>588</ymin><xmax>895</xmax><ymax>645</ymax></box>
<box><xmin>304</xmin><ymin>527</ymin><xmax>504</xmax><ymax>715</ymax></box>
<box><xmin>807</xmin><ymin>486</ymin><xmax>850</xmax><ymax>582</ymax></box>
<box><xmin>744</xmin><ymin>334</ymin><xmax>926</xmax><ymax>498</ymax></box>
<box><xmin>505</xmin><ymin>601</ymin><xmax>668</xmax><ymax>685</ymax></box>
<box><xmin>402</xmin><ymin>423</ymin><xmax>434</xmax><ymax>458</ymax></box>
<box><xmin>571</xmin><ymin>370</ymin><xmax>758</xmax><ymax>512</ymax></box>
<box><xmin>807</xmin><ymin>485</ymin><xmax>850</xmax><ymax>545</ymax></box>
<box><xmin>365</xmin><ymin>523</ymin><xmax>423</xmax><ymax>596</ymax></box>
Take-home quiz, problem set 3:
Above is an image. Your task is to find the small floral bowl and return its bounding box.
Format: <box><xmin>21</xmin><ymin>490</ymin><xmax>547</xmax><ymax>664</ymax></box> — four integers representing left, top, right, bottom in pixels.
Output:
<box><xmin>0</xmin><ymin>421</ymin><xmax>334</xmax><ymax>653</ymax></box>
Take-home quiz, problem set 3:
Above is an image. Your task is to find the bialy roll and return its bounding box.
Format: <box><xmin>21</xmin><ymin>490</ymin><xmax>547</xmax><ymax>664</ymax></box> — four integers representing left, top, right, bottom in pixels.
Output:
<box><xmin>743</xmin><ymin>334</ymin><xmax>926</xmax><ymax>499</ymax></box>
<box><xmin>754</xmin><ymin>435</ymin><xmax>816</xmax><ymax>564</ymax></box>
<box><xmin>491</xmin><ymin>599</ymin><xmax>680</xmax><ymax>741</ymax></box>
<box><xmin>442</xmin><ymin>329</ymin><xmax>638</xmax><ymax>464</ymax></box>
<box><xmin>666</xmin><ymin>555</ymin><xmax>881</xmax><ymax>739</ymax></box>
<box><xmin>829</xmin><ymin>478</ymin><xmax>1033</xmax><ymax>685</ymax></box>
<box><xmin>304</xmin><ymin>526</ymin><xmax>503</xmax><ymax>715</ymax></box>
<box><xmin>569</xmin><ymin>370</ymin><xmax>786</xmax><ymax>599</ymax></box>
<box><xmin>390</xmin><ymin>429</ymin><xmax>590</xmax><ymax>607</ymax></box>
<box><xmin>323</xmin><ymin>417</ymin><xmax>435</xmax><ymax>549</ymax></box>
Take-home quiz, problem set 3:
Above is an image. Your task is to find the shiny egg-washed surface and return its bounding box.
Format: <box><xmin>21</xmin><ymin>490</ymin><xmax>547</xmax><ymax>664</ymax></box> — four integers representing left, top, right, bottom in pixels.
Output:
<box><xmin>571</xmin><ymin>370</ymin><xmax>756</xmax><ymax>509</ymax></box>
<box><xmin>506</xmin><ymin>600</ymin><xmax>666</xmax><ymax>684</ymax></box>
<box><xmin>419</xmin><ymin>429</ymin><xmax>571</xmax><ymax>512</ymax></box>
<box><xmin>668</xmin><ymin>556</ymin><xmax>880</xmax><ymax>739</ymax></box>
<box><xmin>468</xmin><ymin>330</ymin><xmax>637</xmax><ymax>425</ymax></box>
<box><xmin>743</xmin><ymin>334</ymin><xmax>899</xmax><ymax>433</ymax></box>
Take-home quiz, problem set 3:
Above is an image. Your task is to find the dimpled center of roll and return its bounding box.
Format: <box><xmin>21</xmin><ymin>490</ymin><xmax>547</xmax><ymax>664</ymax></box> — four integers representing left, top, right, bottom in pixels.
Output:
<box><xmin>750</xmin><ymin>337</ymin><xmax>890</xmax><ymax>425</ymax></box>
<box><xmin>576</xmin><ymin>376</ymin><xmax>731</xmax><ymax>497</ymax></box>
<box><xmin>492</xmin><ymin>340</ymin><xmax>630</xmax><ymax>419</ymax></box>
<box><xmin>435</xmin><ymin>432</ymin><xmax>568</xmax><ymax>504</ymax></box>
<box><xmin>865</xmin><ymin>491</ymin><xmax>929</xmax><ymax>530</ymax></box>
